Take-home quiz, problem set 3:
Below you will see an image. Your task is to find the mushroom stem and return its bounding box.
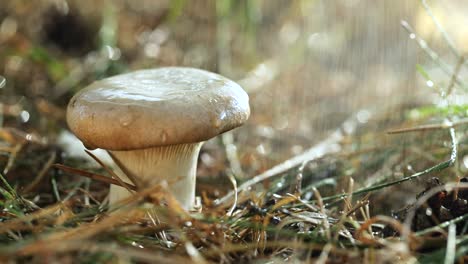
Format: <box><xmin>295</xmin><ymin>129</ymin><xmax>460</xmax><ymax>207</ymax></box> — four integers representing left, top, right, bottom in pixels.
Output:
<box><xmin>108</xmin><ymin>142</ymin><xmax>203</xmax><ymax>210</ymax></box>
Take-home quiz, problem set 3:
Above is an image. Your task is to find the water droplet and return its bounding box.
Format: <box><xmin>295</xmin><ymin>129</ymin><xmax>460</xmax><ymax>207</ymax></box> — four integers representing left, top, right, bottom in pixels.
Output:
<box><xmin>357</xmin><ymin>109</ymin><xmax>371</xmax><ymax>123</ymax></box>
<box><xmin>131</xmin><ymin>241</ymin><xmax>144</xmax><ymax>249</ymax></box>
<box><xmin>409</xmin><ymin>33</ymin><xmax>416</xmax><ymax>39</ymax></box>
<box><xmin>119</xmin><ymin>114</ymin><xmax>134</xmax><ymax>127</ymax></box>
<box><xmin>219</xmin><ymin>111</ymin><xmax>226</xmax><ymax>120</ymax></box>
<box><xmin>0</xmin><ymin>76</ymin><xmax>5</xmax><ymax>89</ymax></box>
<box><xmin>160</xmin><ymin>131</ymin><xmax>168</xmax><ymax>143</ymax></box>
<box><xmin>256</xmin><ymin>144</ymin><xmax>266</xmax><ymax>155</ymax></box>
<box><xmin>213</xmin><ymin>118</ymin><xmax>222</xmax><ymax>128</ymax></box>
<box><xmin>425</xmin><ymin>208</ymin><xmax>432</xmax><ymax>216</ymax></box>
<box><xmin>104</xmin><ymin>45</ymin><xmax>121</xmax><ymax>60</ymax></box>
<box><xmin>213</xmin><ymin>111</ymin><xmax>227</xmax><ymax>128</ymax></box>
<box><xmin>20</xmin><ymin>110</ymin><xmax>30</xmax><ymax>123</ymax></box>
<box><xmin>463</xmin><ymin>155</ymin><xmax>468</xmax><ymax>169</ymax></box>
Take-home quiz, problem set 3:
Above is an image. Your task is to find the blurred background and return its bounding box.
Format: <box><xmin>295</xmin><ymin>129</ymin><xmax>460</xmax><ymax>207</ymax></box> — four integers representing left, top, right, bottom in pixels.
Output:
<box><xmin>0</xmin><ymin>0</ymin><xmax>467</xmax><ymax>211</ymax></box>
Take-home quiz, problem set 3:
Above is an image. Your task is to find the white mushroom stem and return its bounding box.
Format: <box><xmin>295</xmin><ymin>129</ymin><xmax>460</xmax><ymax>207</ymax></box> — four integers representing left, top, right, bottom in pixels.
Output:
<box><xmin>108</xmin><ymin>142</ymin><xmax>203</xmax><ymax>210</ymax></box>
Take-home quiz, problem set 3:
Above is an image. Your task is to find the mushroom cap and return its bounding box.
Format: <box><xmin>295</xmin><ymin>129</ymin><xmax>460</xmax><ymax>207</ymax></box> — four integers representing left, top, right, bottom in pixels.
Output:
<box><xmin>66</xmin><ymin>67</ymin><xmax>250</xmax><ymax>150</ymax></box>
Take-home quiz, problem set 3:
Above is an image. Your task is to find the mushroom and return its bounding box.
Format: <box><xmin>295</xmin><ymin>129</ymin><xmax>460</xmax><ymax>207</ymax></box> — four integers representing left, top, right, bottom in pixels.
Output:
<box><xmin>66</xmin><ymin>67</ymin><xmax>250</xmax><ymax>210</ymax></box>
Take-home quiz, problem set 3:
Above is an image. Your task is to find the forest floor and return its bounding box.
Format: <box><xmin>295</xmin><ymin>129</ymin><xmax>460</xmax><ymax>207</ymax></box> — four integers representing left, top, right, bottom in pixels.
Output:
<box><xmin>0</xmin><ymin>1</ymin><xmax>467</xmax><ymax>263</ymax></box>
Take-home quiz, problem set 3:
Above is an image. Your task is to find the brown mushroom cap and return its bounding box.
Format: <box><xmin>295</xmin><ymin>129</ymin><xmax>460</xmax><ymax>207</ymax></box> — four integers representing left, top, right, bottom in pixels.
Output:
<box><xmin>66</xmin><ymin>67</ymin><xmax>250</xmax><ymax>150</ymax></box>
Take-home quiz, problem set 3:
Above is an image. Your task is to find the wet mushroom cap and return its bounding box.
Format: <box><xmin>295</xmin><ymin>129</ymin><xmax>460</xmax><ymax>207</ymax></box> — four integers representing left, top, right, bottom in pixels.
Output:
<box><xmin>66</xmin><ymin>67</ymin><xmax>250</xmax><ymax>150</ymax></box>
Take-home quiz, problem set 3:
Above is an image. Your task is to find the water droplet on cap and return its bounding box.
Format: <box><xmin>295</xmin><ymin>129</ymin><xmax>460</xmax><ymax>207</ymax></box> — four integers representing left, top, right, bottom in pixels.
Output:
<box><xmin>160</xmin><ymin>131</ymin><xmax>168</xmax><ymax>143</ymax></box>
<box><xmin>213</xmin><ymin>111</ymin><xmax>227</xmax><ymax>128</ymax></box>
<box><xmin>213</xmin><ymin>118</ymin><xmax>222</xmax><ymax>128</ymax></box>
<box><xmin>119</xmin><ymin>113</ymin><xmax>134</xmax><ymax>127</ymax></box>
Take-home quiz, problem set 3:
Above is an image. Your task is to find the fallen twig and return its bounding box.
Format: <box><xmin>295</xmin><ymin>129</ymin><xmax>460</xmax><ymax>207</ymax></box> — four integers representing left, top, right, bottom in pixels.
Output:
<box><xmin>387</xmin><ymin>118</ymin><xmax>468</xmax><ymax>134</ymax></box>
<box><xmin>53</xmin><ymin>164</ymin><xmax>137</xmax><ymax>191</ymax></box>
